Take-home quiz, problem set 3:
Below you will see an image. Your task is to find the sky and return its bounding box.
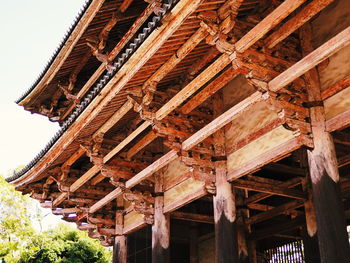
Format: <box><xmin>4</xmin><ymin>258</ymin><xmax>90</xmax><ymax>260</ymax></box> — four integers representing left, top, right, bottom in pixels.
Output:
<box><xmin>0</xmin><ymin>0</ymin><xmax>86</xmax><ymax>230</ymax></box>
<box><xmin>0</xmin><ymin>0</ymin><xmax>86</xmax><ymax>174</ymax></box>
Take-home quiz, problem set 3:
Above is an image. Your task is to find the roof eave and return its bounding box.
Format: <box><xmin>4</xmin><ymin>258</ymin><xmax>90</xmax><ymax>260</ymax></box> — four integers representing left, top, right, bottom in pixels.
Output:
<box><xmin>16</xmin><ymin>0</ymin><xmax>105</xmax><ymax>107</ymax></box>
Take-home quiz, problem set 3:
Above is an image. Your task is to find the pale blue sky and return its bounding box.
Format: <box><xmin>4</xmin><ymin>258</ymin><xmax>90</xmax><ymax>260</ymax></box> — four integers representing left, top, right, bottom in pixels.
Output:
<box><xmin>0</xmin><ymin>0</ymin><xmax>86</xmax><ymax>174</ymax></box>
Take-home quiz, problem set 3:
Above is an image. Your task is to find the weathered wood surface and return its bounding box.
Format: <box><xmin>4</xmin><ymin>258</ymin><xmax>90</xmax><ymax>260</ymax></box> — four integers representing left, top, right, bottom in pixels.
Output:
<box><xmin>269</xmin><ymin>26</ymin><xmax>350</xmax><ymax>91</ymax></box>
<box><xmin>301</xmin><ymin>24</ymin><xmax>350</xmax><ymax>263</ymax></box>
<box><xmin>13</xmin><ymin>0</ymin><xmax>204</xmax><ymax>188</ymax></box>
<box><xmin>212</xmin><ymin>91</ymin><xmax>238</xmax><ymax>263</ymax></box>
<box><xmin>152</xmin><ymin>172</ymin><xmax>170</xmax><ymax>263</ymax></box>
<box><xmin>265</xmin><ymin>0</ymin><xmax>335</xmax><ymax>49</ymax></box>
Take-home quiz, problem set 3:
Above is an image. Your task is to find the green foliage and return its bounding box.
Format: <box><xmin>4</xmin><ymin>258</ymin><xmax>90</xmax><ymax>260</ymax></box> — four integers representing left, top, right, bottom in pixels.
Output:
<box><xmin>18</xmin><ymin>224</ymin><xmax>111</xmax><ymax>263</ymax></box>
<box><xmin>0</xmin><ymin>175</ymin><xmax>36</xmax><ymax>262</ymax></box>
<box><xmin>0</xmin><ymin>175</ymin><xmax>112</xmax><ymax>263</ymax></box>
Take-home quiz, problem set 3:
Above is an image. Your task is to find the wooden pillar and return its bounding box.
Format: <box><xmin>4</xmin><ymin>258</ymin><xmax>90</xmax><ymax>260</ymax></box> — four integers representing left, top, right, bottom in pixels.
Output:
<box><xmin>213</xmin><ymin>91</ymin><xmax>239</xmax><ymax>263</ymax></box>
<box><xmin>300</xmin><ymin>24</ymin><xmax>350</xmax><ymax>262</ymax></box>
<box><xmin>299</xmin><ymin>149</ymin><xmax>321</xmax><ymax>263</ymax></box>
<box><xmin>113</xmin><ymin>236</ymin><xmax>127</xmax><ymax>263</ymax></box>
<box><xmin>189</xmin><ymin>222</ymin><xmax>199</xmax><ymax>263</ymax></box>
<box><xmin>236</xmin><ymin>190</ymin><xmax>249</xmax><ymax>263</ymax></box>
<box><xmin>152</xmin><ymin>172</ymin><xmax>170</xmax><ymax>263</ymax></box>
<box><xmin>113</xmin><ymin>198</ymin><xmax>127</xmax><ymax>263</ymax></box>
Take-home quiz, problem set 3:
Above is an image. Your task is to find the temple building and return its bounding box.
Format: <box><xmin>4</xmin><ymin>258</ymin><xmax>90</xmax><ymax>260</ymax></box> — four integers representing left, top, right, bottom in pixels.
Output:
<box><xmin>8</xmin><ymin>0</ymin><xmax>350</xmax><ymax>262</ymax></box>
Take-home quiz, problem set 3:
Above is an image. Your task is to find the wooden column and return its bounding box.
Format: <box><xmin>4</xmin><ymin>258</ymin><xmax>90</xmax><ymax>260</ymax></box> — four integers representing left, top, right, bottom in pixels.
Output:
<box><xmin>189</xmin><ymin>222</ymin><xmax>199</xmax><ymax>263</ymax></box>
<box><xmin>152</xmin><ymin>172</ymin><xmax>170</xmax><ymax>263</ymax></box>
<box><xmin>113</xmin><ymin>198</ymin><xmax>127</xmax><ymax>263</ymax></box>
<box><xmin>299</xmin><ymin>149</ymin><xmax>321</xmax><ymax>263</ymax></box>
<box><xmin>300</xmin><ymin>24</ymin><xmax>350</xmax><ymax>262</ymax></box>
<box><xmin>113</xmin><ymin>236</ymin><xmax>127</xmax><ymax>263</ymax></box>
<box><xmin>236</xmin><ymin>189</ymin><xmax>249</xmax><ymax>263</ymax></box>
<box><xmin>213</xmin><ymin>91</ymin><xmax>239</xmax><ymax>263</ymax></box>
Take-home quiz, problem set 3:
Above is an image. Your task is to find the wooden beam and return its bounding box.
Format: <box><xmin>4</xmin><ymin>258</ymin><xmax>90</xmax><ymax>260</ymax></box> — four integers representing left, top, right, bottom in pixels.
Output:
<box><xmin>301</xmin><ymin>24</ymin><xmax>350</xmax><ymax>262</ymax></box>
<box><xmin>144</xmin><ymin>25</ymin><xmax>208</xmax><ymax>87</ymax></box>
<box><xmin>321</xmin><ymin>76</ymin><xmax>350</xmax><ymax>100</ymax></box>
<box><xmin>251</xmin><ymin>217</ymin><xmax>305</xmax><ymax>240</ymax></box>
<box><xmin>62</xmin><ymin>147</ymin><xmax>86</xmax><ymax>169</ymax></box>
<box><xmin>265</xmin><ymin>0</ymin><xmax>335</xmax><ymax>49</ymax></box>
<box><xmin>171</xmin><ymin>211</ymin><xmax>214</xmax><ymax>224</ymax></box>
<box><xmin>126</xmin><ymin>130</ymin><xmax>158</xmax><ymax>160</ymax></box>
<box><xmin>269</xmin><ymin>26</ymin><xmax>350</xmax><ymax>92</ymax></box>
<box><xmin>90</xmin><ymin>188</ymin><xmax>123</xmax><ymax>214</ymax></box>
<box><xmin>227</xmin><ymin>136</ymin><xmax>308</xmax><ymax>181</ymax></box>
<box><xmin>246</xmin><ymin>200</ymin><xmax>304</xmax><ymax>225</ymax></box>
<box><xmin>244</xmin><ymin>177</ymin><xmax>302</xmax><ymax>205</ymax></box>
<box><xmin>93</xmin><ymin>100</ymin><xmax>133</xmax><ymax>139</ymax></box>
<box><xmin>126</xmin><ymin>150</ymin><xmax>178</xmax><ymax>189</ymax></box>
<box><xmin>90</xmin><ymin>150</ymin><xmax>178</xmax><ymax>213</ymax></box>
<box><xmin>103</xmin><ymin>121</ymin><xmax>151</xmax><ymax>163</ymax></box>
<box><xmin>182</xmin><ymin>91</ymin><xmax>265</xmax><ymax>151</ymax></box>
<box><xmin>181</xmin><ymin>67</ymin><xmax>242</xmax><ymax>114</ymax></box>
<box><xmin>235</xmin><ymin>0</ymin><xmax>307</xmax><ymax>52</ymax></box>
<box><xmin>232</xmin><ymin>179</ymin><xmax>306</xmax><ymax>200</ymax></box>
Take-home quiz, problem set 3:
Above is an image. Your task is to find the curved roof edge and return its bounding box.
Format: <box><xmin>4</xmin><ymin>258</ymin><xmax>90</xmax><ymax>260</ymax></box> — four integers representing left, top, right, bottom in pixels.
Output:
<box><xmin>7</xmin><ymin>0</ymin><xmax>177</xmax><ymax>184</ymax></box>
<box><xmin>15</xmin><ymin>0</ymin><xmax>93</xmax><ymax>104</ymax></box>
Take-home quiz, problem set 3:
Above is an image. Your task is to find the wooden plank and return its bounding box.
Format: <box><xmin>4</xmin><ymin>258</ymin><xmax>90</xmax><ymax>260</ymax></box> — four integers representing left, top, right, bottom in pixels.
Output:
<box><xmin>265</xmin><ymin>0</ymin><xmax>335</xmax><ymax>49</ymax></box>
<box><xmin>182</xmin><ymin>91</ymin><xmax>265</xmax><ymax>151</ymax></box>
<box><xmin>126</xmin><ymin>129</ymin><xmax>157</xmax><ymax>160</ymax></box>
<box><xmin>269</xmin><ymin>26</ymin><xmax>350</xmax><ymax>92</ymax></box>
<box><xmin>19</xmin><ymin>0</ymin><xmax>106</xmax><ymax>105</ymax></box>
<box><xmin>235</xmin><ymin>0</ymin><xmax>307</xmax><ymax>52</ymax></box>
<box><xmin>232</xmin><ymin>179</ymin><xmax>306</xmax><ymax>200</ymax></box>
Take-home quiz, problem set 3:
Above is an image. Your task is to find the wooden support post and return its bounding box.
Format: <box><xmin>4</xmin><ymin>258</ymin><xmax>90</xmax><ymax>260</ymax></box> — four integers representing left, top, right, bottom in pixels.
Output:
<box><xmin>236</xmin><ymin>189</ymin><xmax>249</xmax><ymax>263</ymax></box>
<box><xmin>152</xmin><ymin>172</ymin><xmax>170</xmax><ymax>263</ymax></box>
<box><xmin>302</xmin><ymin>227</ymin><xmax>320</xmax><ymax>263</ymax></box>
<box><xmin>113</xmin><ymin>198</ymin><xmax>127</xmax><ymax>263</ymax></box>
<box><xmin>213</xmin><ymin>91</ymin><xmax>238</xmax><ymax>263</ymax></box>
<box><xmin>299</xmin><ymin>149</ymin><xmax>321</xmax><ymax>263</ymax></box>
<box><xmin>189</xmin><ymin>220</ymin><xmax>198</xmax><ymax>263</ymax></box>
<box><xmin>300</xmin><ymin>24</ymin><xmax>350</xmax><ymax>262</ymax></box>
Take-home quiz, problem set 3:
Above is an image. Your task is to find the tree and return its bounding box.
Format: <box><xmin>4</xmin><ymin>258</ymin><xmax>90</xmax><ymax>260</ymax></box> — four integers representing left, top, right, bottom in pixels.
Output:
<box><xmin>0</xmin><ymin>174</ymin><xmax>112</xmax><ymax>263</ymax></box>
<box><xmin>18</xmin><ymin>224</ymin><xmax>112</xmax><ymax>263</ymax></box>
<box><xmin>0</xmin><ymin>175</ymin><xmax>36</xmax><ymax>262</ymax></box>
